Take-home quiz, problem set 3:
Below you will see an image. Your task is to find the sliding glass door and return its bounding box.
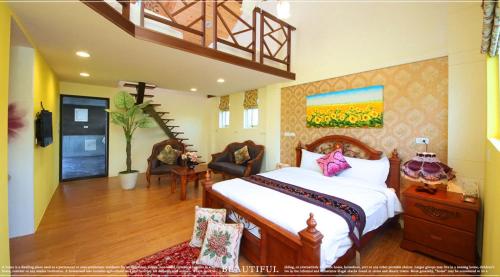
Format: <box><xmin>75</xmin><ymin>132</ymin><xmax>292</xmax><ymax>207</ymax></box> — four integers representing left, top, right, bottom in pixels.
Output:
<box><xmin>60</xmin><ymin>95</ymin><xmax>109</xmax><ymax>181</ymax></box>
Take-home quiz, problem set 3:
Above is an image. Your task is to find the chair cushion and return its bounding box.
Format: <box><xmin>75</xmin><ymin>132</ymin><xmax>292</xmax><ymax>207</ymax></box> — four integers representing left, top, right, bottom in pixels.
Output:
<box><xmin>233</xmin><ymin>146</ymin><xmax>251</xmax><ymax>165</ymax></box>
<box><xmin>150</xmin><ymin>164</ymin><xmax>177</xmax><ymax>175</ymax></box>
<box><xmin>157</xmin><ymin>145</ymin><xmax>181</xmax><ymax>165</ymax></box>
<box><xmin>208</xmin><ymin>162</ymin><xmax>246</xmax><ymax>177</ymax></box>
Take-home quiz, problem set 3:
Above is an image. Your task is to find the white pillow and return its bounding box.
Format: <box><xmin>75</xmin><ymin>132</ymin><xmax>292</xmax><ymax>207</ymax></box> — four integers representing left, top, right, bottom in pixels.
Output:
<box><xmin>299</xmin><ymin>149</ymin><xmax>323</xmax><ymax>174</ymax></box>
<box><xmin>338</xmin><ymin>156</ymin><xmax>390</xmax><ymax>187</ymax></box>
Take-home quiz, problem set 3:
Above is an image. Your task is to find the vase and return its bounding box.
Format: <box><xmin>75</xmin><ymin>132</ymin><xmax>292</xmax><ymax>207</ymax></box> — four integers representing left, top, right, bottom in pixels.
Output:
<box><xmin>187</xmin><ymin>161</ymin><xmax>197</xmax><ymax>169</ymax></box>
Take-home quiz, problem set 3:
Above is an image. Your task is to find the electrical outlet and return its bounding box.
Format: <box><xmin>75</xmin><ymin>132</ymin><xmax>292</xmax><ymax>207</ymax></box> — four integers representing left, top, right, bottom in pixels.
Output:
<box><xmin>283</xmin><ymin>132</ymin><xmax>296</xmax><ymax>137</ymax></box>
<box><xmin>415</xmin><ymin>137</ymin><xmax>429</xmax><ymax>144</ymax></box>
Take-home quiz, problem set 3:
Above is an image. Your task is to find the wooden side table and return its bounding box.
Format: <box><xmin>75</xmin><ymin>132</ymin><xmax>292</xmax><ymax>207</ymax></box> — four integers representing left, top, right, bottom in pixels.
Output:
<box><xmin>171</xmin><ymin>164</ymin><xmax>208</xmax><ymax>201</ymax></box>
<box><xmin>401</xmin><ymin>185</ymin><xmax>480</xmax><ymax>265</ymax></box>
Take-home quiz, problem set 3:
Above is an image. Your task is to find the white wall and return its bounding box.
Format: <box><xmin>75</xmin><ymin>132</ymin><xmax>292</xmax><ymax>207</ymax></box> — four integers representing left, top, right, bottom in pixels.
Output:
<box><xmin>447</xmin><ymin>3</ymin><xmax>486</xmax><ymax>254</ymax></box>
<box><xmin>209</xmin><ymin>88</ymin><xmax>278</xmax><ymax>171</ymax></box>
<box><xmin>8</xmin><ymin>46</ymin><xmax>35</xmax><ymax>238</ymax></box>
<box><xmin>286</xmin><ymin>2</ymin><xmax>448</xmax><ymax>86</ymax></box>
<box><xmin>210</xmin><ymin>2</ymin><xmax>451</xmax><ymax>169</ymax></box>
<box><xmin>447</xmin><ymin>4</ymin><xmax>486</xmax><ymax>196</ymax></box>
<box><xmin>60</xmin><ymin>82</ymin><xmax>210</xmax><ymax>176</ymax></box>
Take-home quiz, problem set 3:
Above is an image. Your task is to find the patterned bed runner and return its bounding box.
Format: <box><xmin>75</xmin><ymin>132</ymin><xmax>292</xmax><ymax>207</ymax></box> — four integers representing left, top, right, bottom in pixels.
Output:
<box><xmin>241</xmin><ymin>175</ymin><xmax>366</xmax><ymax>248</ymax></box>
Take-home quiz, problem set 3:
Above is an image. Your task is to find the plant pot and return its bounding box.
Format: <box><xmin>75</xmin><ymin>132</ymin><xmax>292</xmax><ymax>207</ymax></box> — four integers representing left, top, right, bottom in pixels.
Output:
<box><xmin>119</xmin><ymin>171</ymin><xmax>138</xmax><ymax>190</ymax></box>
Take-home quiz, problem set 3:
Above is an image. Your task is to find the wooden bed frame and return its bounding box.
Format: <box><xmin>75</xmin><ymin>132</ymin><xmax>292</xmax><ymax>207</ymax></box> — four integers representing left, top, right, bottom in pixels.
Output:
<box><xmin>202</xmin><ymin>135</ymin><xmax>401</xmax><ymax>273</ymax></box>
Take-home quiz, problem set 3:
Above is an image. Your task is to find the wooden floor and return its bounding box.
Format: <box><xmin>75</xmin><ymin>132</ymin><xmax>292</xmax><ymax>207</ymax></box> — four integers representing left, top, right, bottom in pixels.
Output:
<box><xmin>10</xmin><ymin>173</ymin><xmax>448</xmax><ymax>275</ymax></box>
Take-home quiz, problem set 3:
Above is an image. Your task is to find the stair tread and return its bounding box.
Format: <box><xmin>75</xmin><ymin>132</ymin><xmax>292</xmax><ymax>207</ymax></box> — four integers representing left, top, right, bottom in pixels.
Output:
<box><xmin>123</xmin><ymin>82</ymin><xmax>156</xmax><ymax>89</ymax></box>
<box><xmin>131</xmin><ymin>93</ymin><xmax>154</xmax><ymax>98</ymax></box>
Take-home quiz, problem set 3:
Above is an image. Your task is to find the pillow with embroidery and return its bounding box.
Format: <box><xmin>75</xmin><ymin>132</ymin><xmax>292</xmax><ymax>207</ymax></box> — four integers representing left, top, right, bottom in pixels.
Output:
<box><xmin>189</xmin><ymin>206</ymin><xmax>227</xmax><ymax>247</ymax></box>
<box><xmin>157</xmin><ymin>145</ymin><xmax>181</xmax><ymax>165</ymax></box>
<box><xmin>234</xmin><ymin>145</ymin><xmax>251</xmax><ymax>165</ymax></box>
<box><xmin>316</xmin><ymin>149</ymin><xmax>351</xmax><ymax>177</ymax></box>
<box><xmin>196</xmin><ymin>222</ymin><xmax>244</xmax><ymax>273</ymax></box>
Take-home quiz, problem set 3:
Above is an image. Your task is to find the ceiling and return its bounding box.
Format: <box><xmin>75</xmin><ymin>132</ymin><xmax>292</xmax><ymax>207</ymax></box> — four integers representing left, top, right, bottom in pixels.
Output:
<box><xmin>8</xmin><ymin>1</ymin><xmax>290</xmax><ymax>96</ymax></box>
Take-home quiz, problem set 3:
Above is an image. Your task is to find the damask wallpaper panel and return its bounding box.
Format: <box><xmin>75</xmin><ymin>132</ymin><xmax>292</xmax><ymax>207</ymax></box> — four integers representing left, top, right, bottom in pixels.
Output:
<box><xmin>281</xmin><ymin>57</ymin><xmax>448</xmax><ymax>172</ymax></box>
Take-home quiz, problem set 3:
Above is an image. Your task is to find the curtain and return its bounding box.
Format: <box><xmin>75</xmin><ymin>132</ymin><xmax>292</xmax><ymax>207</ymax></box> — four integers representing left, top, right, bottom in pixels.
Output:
<box><xmin>243</xmin><ymin>90</ymin><xmax>258</xmax><ymax>109</ymax></box>
<box><xmin>481</xmin><ymin>0</ymin><xmax>500</xmax><ymax>56</ymax></box>
<box><xmin>219</xmin><ymin>95</ymin><xmax>230</xmax><ymax>111</ymax></box>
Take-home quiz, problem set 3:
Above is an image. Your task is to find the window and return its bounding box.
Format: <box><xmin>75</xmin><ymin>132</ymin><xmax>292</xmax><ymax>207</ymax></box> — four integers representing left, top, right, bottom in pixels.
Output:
<box><xmin>244</xmin><ymin>108</ymin><xmax>259</xmax><ymax>128</ymax></box>
<box><xmin>219</xmin><ymin>111</ymin><xmax>230</xmax><ymax>128</ymax></box>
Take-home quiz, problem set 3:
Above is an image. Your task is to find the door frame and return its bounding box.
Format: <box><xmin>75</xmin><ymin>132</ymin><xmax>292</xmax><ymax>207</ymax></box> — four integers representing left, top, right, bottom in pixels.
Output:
<box><xmin>59</xmin><ymin>94</ymin><xmax>110</xmax><ymax>182</ymax></box>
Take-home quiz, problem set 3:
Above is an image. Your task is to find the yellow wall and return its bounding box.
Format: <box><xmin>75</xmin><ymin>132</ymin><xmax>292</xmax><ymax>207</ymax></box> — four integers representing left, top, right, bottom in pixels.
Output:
<box><xmin>0</xmin><ymin>3</ymin><xmax>60</xmax><ymax>231</ymax></box>
<box><xmin>33</xmin><ymin>51</ymin><xmax>59</xmax><ymax>229</ymax></box>
<box><xmin>0</xmin><ymin>2</ymin><xmax>11</xmax><ymax>273</ymax></box>
<box><xmin>487</xmin><ymin>57</ymin><xmax>499</xmax><ymax>139</ymax></box>
<box><xmin>483</xmin><ymin>56</ymin><xmax>500</xmax><ymax>274</ymax></box>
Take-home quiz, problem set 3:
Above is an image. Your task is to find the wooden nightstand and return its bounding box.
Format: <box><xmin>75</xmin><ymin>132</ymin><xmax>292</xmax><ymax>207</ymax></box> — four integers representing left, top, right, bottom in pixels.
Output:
<box><xmin>400</xmin><ymin>185</ymin><xmax>480</xmax><ymax>265</ymax></box>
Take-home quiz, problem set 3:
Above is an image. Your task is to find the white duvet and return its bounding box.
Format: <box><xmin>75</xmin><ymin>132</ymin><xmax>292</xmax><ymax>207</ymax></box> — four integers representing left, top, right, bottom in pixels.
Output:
<box><xmin>212</xmin><ymin>167</ymin><xmax>402</xmax><ymax>270</ymax></box>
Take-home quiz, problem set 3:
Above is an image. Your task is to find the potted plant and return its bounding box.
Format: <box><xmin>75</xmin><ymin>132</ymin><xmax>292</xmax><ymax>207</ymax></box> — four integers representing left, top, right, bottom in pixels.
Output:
<box><xmin>106</xmin><ymin>91</ymin><xmax>155</xmax><ymax>190</ymax></box>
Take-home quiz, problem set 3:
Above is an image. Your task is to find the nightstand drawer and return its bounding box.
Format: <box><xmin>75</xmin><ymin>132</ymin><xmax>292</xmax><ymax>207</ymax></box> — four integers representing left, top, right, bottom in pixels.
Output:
<box><xmin>404</xmin><ymin>216</ymin><xmax>475</xmax><ymax>262</ymax></box>
<box><xmin>405</xmin><ymin>198</ymin><xmax>476</xmax><ymax>232</ymax></box>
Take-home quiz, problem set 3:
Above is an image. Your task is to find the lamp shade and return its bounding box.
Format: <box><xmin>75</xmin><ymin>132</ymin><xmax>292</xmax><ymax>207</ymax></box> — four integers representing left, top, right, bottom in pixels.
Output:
<box><xmin>402</xmin><ymin>152</ymin><xmax>455</xmax><ymax>185</ymax></box>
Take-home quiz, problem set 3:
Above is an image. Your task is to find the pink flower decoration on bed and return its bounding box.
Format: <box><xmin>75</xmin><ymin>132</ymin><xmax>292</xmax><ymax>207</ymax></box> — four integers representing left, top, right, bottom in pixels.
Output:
<box><xmin>316</xmin><ymin>149</ymin><xmax>351</xmax><ymax>177</ymax></box>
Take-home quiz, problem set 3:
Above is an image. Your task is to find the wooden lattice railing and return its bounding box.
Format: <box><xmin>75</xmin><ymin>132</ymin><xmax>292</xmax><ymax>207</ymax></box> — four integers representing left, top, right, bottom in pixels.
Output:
<box><xmin>213</xmin><ymin>0</ymin><xmax>256</xmax><ymax>61</ymax></box>
<box><xmin>112</xmin><ymin>0</ymin><xmax>295</xmax><ymax>73</ymax></box>
<box><xmin>258</xmin><ymin>8</ymin><xmax>296</xmax><ymax>72</ymax></box>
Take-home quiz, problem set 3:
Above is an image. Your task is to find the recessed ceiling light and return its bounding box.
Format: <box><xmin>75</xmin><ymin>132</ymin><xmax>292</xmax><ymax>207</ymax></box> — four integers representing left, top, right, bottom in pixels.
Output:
<box><xmin>217</xmin><ymin>78</ymin><xmax>225</xmax><ymax>83</ymax></box>
<box><xmin>80</xmin><ymin>72</ymin><xmax>90</xmax><ymax>77</ymax></box>
<box><xmin>76</xmin><ymin>51</ymin><xmax>90</xmax><ymax>58</ymax></box>
<box><xmin>190</xmin><ymin>88</ymin><xmax>197</xmax><ymax>92</ymax></box>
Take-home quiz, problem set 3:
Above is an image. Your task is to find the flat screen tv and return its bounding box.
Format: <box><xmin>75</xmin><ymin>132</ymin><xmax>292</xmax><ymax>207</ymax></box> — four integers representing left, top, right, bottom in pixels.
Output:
<box><xmin>35</xmin><ymin>109</ymin><xmax>53</xmax><ymax>147</ymax></box>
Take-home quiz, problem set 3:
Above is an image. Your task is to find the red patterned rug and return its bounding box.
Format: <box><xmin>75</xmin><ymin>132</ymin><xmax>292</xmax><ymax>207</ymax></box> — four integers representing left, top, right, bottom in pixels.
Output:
<box><xmin>126</xmin><ymin>241</ymin><xmax>226</xmax><ymax>276</ymax></box>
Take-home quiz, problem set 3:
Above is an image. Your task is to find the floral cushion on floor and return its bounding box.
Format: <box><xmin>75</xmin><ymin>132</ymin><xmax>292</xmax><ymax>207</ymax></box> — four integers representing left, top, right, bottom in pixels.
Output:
<box><xmin>189</xmin><ymin>206</ymin><xmax>227</xmax><ymax>247</ymax></box>
<box><xmin>196</xmin><ymin>222</ymin><xmax>244</xmax><ymax>273</ymax></box>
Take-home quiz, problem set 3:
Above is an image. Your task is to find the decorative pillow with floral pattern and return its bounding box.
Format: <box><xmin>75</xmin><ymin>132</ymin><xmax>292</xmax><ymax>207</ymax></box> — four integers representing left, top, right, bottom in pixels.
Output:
<box><xmin>316</xmin><ymin>148</ymin><xmax>351</xmax><ymax>177</ymax></box>
<box><xmin>157</xmin><ymin>145</ymin><xmax>181</xmax><ymax>165</ymax></box>
<box><xmin>189</xmin><ymin>206</ymin><xmax>227</xmax><ymax>247</ymax></box>
<box><xmin>234</xmin><ymin>145</ymin><xmax>251</xmax><ymax>165</ymax></box>
<box><xmin>196</xmin><ymin>222</ymin><xmax>244</xmax><ymax>273</ymax></box>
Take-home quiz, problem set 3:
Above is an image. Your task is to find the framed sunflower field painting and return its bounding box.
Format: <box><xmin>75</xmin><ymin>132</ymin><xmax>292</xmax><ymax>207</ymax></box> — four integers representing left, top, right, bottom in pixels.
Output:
<box><xmin>306</xmin><ymin>85</ymin><xmax>384</xmax><ymax>128</ymax></box>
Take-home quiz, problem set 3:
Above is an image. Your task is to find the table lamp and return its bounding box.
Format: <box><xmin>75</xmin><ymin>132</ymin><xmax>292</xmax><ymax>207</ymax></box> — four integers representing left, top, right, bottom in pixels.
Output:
<box><xmin>401</xmin><ymin>152</ymin><xmax>455</xmax><ymax>194</ymax></box>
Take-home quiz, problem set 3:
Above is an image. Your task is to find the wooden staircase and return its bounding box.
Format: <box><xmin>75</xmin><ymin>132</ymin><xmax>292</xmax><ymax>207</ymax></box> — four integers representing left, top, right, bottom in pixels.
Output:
<box><xmin>126</xmin><ymin>81</ymin><xmax>200</xmax><ymax>155</ymax></box>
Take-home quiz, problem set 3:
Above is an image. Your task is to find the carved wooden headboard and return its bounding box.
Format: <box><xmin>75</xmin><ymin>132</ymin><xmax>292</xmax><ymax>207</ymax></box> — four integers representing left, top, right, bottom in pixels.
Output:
<box><xmin>295</xmin><ymin>135</ymin><xmax>401</xmax><ymax>197</ymax></box>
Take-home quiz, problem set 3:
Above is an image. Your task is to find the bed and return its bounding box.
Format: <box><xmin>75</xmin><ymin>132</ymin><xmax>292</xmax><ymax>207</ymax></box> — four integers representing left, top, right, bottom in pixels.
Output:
<box><xmin>202</xmin><ymin>135</ymin><xmax>402</xmax><ymax>273</ymax></box>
